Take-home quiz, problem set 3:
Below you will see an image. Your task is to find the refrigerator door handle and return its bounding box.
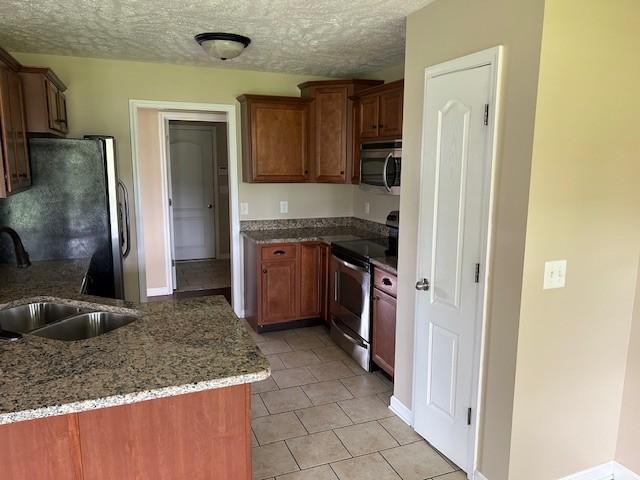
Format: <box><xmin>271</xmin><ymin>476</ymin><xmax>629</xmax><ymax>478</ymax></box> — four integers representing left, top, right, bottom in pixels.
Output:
<box><xmin>118</xmin><ymin>179</ymin><xmax>131</xmax><ymax>259</ymax></box>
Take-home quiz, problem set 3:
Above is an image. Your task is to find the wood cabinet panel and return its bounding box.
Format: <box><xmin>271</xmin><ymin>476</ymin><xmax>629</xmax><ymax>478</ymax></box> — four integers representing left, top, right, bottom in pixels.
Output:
<box><xmin>78</xmin><ymin>385</ymin><xmax>251</xmax><ymax>480</ymax></box>
<box><xmin>299</xmin><ymin>242</ymin><xmax>322</xmax><ymax>318</ymax></box>
<box><xmin>380</xmin><ymin>87</ymin><xmax>404</xmax><ymax>138</ymax></box>
<box><xmin>359</xmin><ymin>95</ymin><xmax>379</xmax><ymax>139</ymax></box>
<box><xmin>261</xmin><ymin>258</ymin><xmax>299</xmax><ymax>324</ymax></box>
<box><xmin>0</xmin><ymin>65</ymin><xmax>31</xmax><ymax>197</ymax></box>
<box><xmin>19</xmin><ymin>67</ymin><xmax>69</xmax><ymax>136</ymax></box>
<box><xmin>311</xmin><ymin>87</ymin><xmax>347</xmax><ymax>182</ymax></box>
<box><xmin>0</xmin><ymin>414</ymin><xmax>83</xmax><ymax>480</ymax></box>
<box><xmin>239</xmin><ymin>95</ymin><xmax>310</xmax><ymax>182</ymax></box>
<box><xmin>261</xmin><ymin>244</ymin><xmax>298</xmax><ymax>261</ymax></box>
<box><xmin>374</xmin><ymin>268</ymin><xmax>398</xmax><ymax>297</ymax></box>
<box><xmin>320</xmin><ymin>243</ymin><xmax>331</xmax><ymax>325</ymax></box>
<box><xmin>372</xmin><ymin>287</ymin><xmax>397</xmax><ymax>377</ymax></box>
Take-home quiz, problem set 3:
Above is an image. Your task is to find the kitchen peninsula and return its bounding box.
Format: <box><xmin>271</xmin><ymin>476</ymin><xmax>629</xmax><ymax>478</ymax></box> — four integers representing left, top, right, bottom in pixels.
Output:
<box><xmin>0</xmin><ymin>260</ymin><xmax>269</xmax><ymax>480</ymax></box>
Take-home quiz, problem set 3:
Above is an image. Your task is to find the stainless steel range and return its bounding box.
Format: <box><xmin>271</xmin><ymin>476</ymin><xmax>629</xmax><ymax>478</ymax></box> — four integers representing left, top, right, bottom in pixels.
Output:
<box><xmin>329</xmin><ymin>212</ymin><xmax>399</xmax><ymax>370</ymax></box>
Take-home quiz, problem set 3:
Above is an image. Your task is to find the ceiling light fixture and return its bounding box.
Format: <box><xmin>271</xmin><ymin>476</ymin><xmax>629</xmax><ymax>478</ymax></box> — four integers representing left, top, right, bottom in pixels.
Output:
<box><xmin>195</xmin><ymin>32</ymin><xmax>251</xmax><ymax>60</ymax></box>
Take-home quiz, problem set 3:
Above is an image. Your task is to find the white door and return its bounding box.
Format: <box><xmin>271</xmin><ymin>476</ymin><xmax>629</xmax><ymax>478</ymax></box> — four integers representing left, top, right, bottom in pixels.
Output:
<box><xmin>170</xmin><ymin>126</ymin><xmax>216</xmax><ymax>261</ymax></box>
<box><xmin>413</xmin><ymin>64</ymin><xmax>493</xmax><ymax>471</ymax></box>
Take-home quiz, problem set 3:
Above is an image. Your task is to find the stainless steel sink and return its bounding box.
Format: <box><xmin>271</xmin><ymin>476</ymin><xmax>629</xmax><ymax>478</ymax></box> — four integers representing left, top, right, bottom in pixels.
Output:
<box><xmin>32</xmin><ymin>312</ymin><xmax>137</xmax><ymax>341</ymax></box>
<box><xmin>0</xmin><ymin>302</ymin><xmax>87</xmax><ymax>333</ymax></box>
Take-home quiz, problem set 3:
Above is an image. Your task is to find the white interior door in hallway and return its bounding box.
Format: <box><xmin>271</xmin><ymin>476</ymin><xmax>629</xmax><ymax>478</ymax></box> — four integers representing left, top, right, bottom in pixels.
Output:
<box><xmin>413</xmin><ymin>53</ymin><xmax>498</xmax><ymax>475</ymax></box>
<box><xmin>169</xmin><ymin>124</ymin><xmax>216</xmax><ymax>261</ymax></box>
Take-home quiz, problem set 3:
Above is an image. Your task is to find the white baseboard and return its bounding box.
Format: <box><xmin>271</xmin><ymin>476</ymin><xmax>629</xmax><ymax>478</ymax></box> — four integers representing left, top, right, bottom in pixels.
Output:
<box><xmin>389</xmin><ymin>396</ymin><xmax>413</xmax><ymax>426</ymax></box>
<box><xmin>614</xmin><ymin>462</ymin><xmax>640</xmax><ymax>480</ymax></box>
<box><xmin>474</xmin><ymin>471</ymin><xmax>489</xmax><ymax>480</ymax></box>
<box><xmin>146</xmin><ymin>287</ymin><xmax>173</xmax><ymax>297</ymax></box>
<box><xmin>559</xmin><ymin>461</ymin><xmax>639</xmax><ymax>480</ymax></box>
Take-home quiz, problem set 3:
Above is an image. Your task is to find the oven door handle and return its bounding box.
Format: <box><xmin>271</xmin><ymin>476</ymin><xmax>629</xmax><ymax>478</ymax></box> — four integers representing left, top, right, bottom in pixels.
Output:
<box><xmin>382</xmin><ymin>153</ymin><xmax>393</xmax><ymax>193</ymax></box>
<box><xmin>333</xmin><ymin>256</ymin><xmax>369</xmax><ymax>274</ymax></box>
<box><xmin>332</xmin><ymin>318</ymin><xmax>367</xmax><ymax>349</ymax></box>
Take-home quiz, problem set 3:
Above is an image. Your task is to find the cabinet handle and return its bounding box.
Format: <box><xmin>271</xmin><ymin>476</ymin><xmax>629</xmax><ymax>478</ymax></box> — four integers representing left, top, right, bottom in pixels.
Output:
<box><xmin>273</xmin><ymin>250</ymin><xmax>286</xmax><ymax>256</ymax></box>
<box><xmin>340</xmin><ymin>170</ymin><xmax>344</xmax><ymax>175</ymax></box>
<box><xmin>382</xmin><ymin>278</ymin><xmax>392</xmax><ymax>286</ymax></box>
<box><xmin>370</xmin><ymin>124</ymin><xmax>377</xmax><ymax>129</ymax></box>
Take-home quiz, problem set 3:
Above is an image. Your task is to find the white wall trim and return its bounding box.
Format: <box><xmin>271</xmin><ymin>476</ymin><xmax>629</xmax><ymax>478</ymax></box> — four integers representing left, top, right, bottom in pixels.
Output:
<box><xmin>473</xmin><ymin>471</ymin><xmax>489</xmax><ymax>480</ymax></box>
<box><xmin>613</xmin><ymin>462</ymin><xmax>640</xmax><ymax>480</ymax></box>
<box><xmin>389</xmin><ymin>396</ymin><xmax>413</xmax><ymax>426</ymax></box>
<box><xmin>128</xmin><ymin>100</ymin><xmax>243</xmax><ymax>316</ymax></box>
<box><xmin>410</xmin><ymin>45</ymin><xmax>504</xmax><ymax>476</ymax></box>
<box><xmin>146</xmin><ymin>287</ymin><xmax>173</xmax><ymax>297</ymax></box>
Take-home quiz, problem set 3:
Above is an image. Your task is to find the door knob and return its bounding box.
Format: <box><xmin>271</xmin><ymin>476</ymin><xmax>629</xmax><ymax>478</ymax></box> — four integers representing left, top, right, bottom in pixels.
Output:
<box><xmin>415</xmin><ymin>278</ymin><xmax>430</xmax><ymax>291</ymax></box>
<box><xmin>207</xmin><ymin>204</ymin><xmax>213</xmax><ymax>209</ymax></box>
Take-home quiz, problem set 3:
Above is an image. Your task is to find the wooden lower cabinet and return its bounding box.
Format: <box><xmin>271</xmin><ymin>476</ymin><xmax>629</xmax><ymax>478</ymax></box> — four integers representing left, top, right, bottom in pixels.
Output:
<box><xmin>372</xmin><ymin>269</ymin><xmax>398</xmax><ymax>378</ymax></box>
<box><xmin>244</xmin><ymin>239</ymin><xmax>328</xmax><ymax>329</ymax></box>
<box><xmin>0</xmin><ymin>384</ymin><xmax>252</xmax><ymax>480</ymax></box>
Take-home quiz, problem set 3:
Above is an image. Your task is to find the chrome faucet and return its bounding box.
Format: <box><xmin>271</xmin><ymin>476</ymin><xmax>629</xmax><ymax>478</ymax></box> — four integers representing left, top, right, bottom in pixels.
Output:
<box><xmin>0</xmin><ymin>226</ymin><xmax>31</xmax><ymax>268</ymax></box>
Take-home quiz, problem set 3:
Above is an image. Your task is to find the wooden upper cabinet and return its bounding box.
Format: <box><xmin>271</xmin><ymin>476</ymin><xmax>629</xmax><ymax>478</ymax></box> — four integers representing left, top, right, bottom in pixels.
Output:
<box><xmin>19</xmin><ymin>66</ymin><xmax>69</xmax><ymax>136</ymax></box>
<box><xmin>299</xmin><ymin>79</ymin><xmax>382</xmax><ymax>184</ymax></box>
<box><xmin>0</xmin><ymin>59</ymin><xmax>31</xmax><ymax>198</ymax></box>
<box><xmin>356</xmin><ymin>80</ymin><xmax>404</xmax><ymax>141</ymax></box>
<box><xmin>238</xmin><ymin>94</ymin><xmax>311</xmax><ymax>183</ymax></box>
<box><xmin>359</xmin><ymin>95</ymin><xmax>380</xmax><ymax>139</ymax></box>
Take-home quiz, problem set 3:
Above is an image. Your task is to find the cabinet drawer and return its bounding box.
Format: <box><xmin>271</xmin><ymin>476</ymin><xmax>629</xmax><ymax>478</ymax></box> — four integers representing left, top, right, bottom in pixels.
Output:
<box><xmin>261</xmin><ymin>244</ymin><xmax>298</xmax><ymax>261</ymax></box>
<box><xmin>374</xmin><ymin>268</ymin><xmax>397</xmax><ymax>297</ymax></box>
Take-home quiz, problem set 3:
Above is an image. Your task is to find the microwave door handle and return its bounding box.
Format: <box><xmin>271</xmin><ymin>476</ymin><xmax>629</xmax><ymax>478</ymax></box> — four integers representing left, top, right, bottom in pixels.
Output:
<box><xmin>382</xmin><ymin>153</ymin><xmax>392</xmax><ymax>193</ymax></box>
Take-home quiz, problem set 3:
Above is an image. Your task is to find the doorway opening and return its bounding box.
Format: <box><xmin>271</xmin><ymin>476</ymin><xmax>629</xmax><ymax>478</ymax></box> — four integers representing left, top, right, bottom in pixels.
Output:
<box><xmin>129</xmin><ymin>101</ymin><xmax>242</xmax><ymax>314</ymax></box>
<box><xmin>167</xmin><ymin>120</ymin><xmax>231</xmax><ymax>297</ymax></box>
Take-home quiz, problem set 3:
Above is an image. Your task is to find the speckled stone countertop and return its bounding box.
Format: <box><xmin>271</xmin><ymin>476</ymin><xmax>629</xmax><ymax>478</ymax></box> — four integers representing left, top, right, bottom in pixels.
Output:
<box><xmin>241</xmin><ymin>226</ymin><xmax>398</xmax><ymax>275</ymax></box>
<box><xmin>0</xmin><ymin>260</ymin><xmax>270</xmax><ymax>425</ymax></box>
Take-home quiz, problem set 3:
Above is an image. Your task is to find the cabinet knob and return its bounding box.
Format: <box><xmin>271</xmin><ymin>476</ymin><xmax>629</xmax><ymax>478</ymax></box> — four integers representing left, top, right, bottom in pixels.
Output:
<box><xmin>340</xmin><ymin>171</ymin><xmax>345</xmax><ymax>175</ymax></box>
<box><xmin>382</xmin><ymin>278</ymin><xmax>392</xmax><ymax>286</ymax></box>
<box><xmin>379</xmin><ymin>124</ymin><xmax>384</xmax><ymax>128</ymax></box>
<box><xmin>262</xmin><ymin>269</ymin><xmax>267</xmax><ymax>274</ymax></box>
<box><xmin>370</xmin><ymin>125</ymin><xmax>377</xmax><ymax>129</ymax></box>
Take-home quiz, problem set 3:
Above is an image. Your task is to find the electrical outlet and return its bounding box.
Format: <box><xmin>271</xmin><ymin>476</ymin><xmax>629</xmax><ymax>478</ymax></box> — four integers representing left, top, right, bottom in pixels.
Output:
<box><xmin>364</xmin><ymin>202</ymin><xmax>370</xmax><ymax>215</ymax></box>
<box><xmin>240</xmin><ymin>202</ymin><xmax>249</xmax><ymax>216</ymax></box>
<box><xmin>543</xmin><ymin>260</ymin><xmax>567</xmax><ymax>289</ymax></box>
<box><xmin>280</xmin><ymin>201</ymin><xmax>288</xmax><ymax>214</ymax></box>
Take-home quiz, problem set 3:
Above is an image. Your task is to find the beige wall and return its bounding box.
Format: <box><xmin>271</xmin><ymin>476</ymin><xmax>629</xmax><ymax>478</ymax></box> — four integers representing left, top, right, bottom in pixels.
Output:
<box><xmin>397</xmin><ymin>2</ymin><xmax>545</xmax><ymax>478</ymax></box>
<box><xmin>617</xmin><ymin>262</ymin><xmax>640</xmax><ymax>473</ymax></box>
<box><xmin>12</xmin><ymin>52</ymin><xmax>343</xmax><ymax>301</ymax></box>
<box><xmin>136</xmin><ymin>108</ymin><xmax>166</xmax><ymax>290</ymax></box>
<box><xmin>508</xmin><ymin>2</ymin><xmax>640</xmax><ymax>478</ymax></box>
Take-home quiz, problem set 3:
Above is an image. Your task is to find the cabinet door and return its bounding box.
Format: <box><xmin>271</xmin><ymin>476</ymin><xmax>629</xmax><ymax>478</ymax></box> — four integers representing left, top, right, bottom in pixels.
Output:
<box><xmin>250</xmin><ymin>100</ymin><xmax>309</xmax><ymax>182</ymax></box>
<box><xmin>372</xmin><ymin>288</ymin><xmax>397</xmax><ymax>377</ymax></box>
<box><xmin>261</xmin><ymin>259</ymin><xmax>298</xmax><ymax>324</ymax></box>
<box><xmin>0</xmin><ymin>414</ymin><xmax>83</xmax><ymax>480</ymax></box>
<box><xmin>320</xmin><ymin>244</ymin><xmax>330</xmax><ymax>325</ymax></box>
<box><xmin>8</xmin><ymin>73</ymin><xmax>30</xmax><ymax>191</ymax></box>
<box><xmin>359</xmin><ymin>95</ymin><xmax>379</xmax><ymax>139</ymax></box>
<box><xmin>56</xmin><ymin>92</ymin><xmax>69</xmax><ymax>134</ymax></box>
<box><xmin>299</xmin><ymin>243</ymin><xmax>322</xmax><ymax>318</ymax></box>
<box><xmin>45</xmin><ymin>79</ymin><xmax>60</xmax><ymax>131</ymax></box>
<box><xmin>312</xmin><ymin>87</ymin><xmax>347</xmax><ymax>183</ymax></box>
<box><xmin>379</xmin><ymin>88</ymin><xmax>403</xmax><ymax>138</ymax></box>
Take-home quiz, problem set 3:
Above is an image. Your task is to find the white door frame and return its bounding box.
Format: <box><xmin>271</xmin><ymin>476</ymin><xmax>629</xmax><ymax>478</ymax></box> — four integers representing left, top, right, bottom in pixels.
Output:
<box><xmin>162</xmin><ymin>113</ymin><xmax>224</xmax><ymax>279</ymax></box>
<box><xmin>411</xmin><ymin>46</ymin><xmax>503</xmax><ymax>476</ymax></box>
<box><xmin>129</xmin><ymin>100</ymin><xmax>243</xmax><ymax>316</ymax></box>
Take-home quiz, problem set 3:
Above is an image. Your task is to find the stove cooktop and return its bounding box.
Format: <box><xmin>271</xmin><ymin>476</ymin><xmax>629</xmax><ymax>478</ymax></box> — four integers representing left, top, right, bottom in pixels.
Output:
<box><xmin>332</xmin><ymin>239</ymin><xmax>390</xmax><ymax>260</ymax></box>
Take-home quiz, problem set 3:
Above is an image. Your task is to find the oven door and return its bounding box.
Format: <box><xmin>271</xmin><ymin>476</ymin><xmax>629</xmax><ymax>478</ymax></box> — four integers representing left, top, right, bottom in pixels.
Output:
<box><xmin>329</xmin><ymin>255</ymin><xmax>371</xmax><ymax>341</ymax></box>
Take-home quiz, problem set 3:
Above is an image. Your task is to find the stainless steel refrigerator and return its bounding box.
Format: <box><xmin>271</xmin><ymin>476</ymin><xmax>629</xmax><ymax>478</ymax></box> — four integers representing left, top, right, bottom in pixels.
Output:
<box><xmin>0</xmin><ymin>136</ymin><xmax>131</xmax><ymax>299</ymax></box>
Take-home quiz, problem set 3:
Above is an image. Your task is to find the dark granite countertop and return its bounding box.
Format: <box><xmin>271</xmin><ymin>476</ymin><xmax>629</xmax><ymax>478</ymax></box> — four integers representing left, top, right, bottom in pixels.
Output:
<box><xmin>371</xmin><ymin>256</ymin><xmax>398</xmax><ymax>275</ymax></box>
<box><xmin>0</xmin><ymin>260</ymin><xmax>269</xmax><ymax>425</ymax></box>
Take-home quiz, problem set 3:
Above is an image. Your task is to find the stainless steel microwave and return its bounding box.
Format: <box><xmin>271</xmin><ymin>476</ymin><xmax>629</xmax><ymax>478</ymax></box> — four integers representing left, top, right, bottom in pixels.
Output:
<box><xmin>359</xmin><ymin>140</ymin><xmax>401</xmax><ymax>195</ymax></box>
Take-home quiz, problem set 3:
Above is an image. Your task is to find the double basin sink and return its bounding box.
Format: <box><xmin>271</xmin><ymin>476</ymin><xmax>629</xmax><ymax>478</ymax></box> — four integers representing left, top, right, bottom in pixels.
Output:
<box><xmin>0</xmin><ymin>302</ymin><xmax>136</xmax><ymax>342</ymax></box>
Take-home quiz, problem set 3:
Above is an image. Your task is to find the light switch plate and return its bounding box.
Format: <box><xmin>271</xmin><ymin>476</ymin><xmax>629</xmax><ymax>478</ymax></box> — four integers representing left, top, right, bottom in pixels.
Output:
<box><xmin>543</xmin><ymin>260</ymin><xmax>567</xmax><ymax>289</ymax></box>
<box><xmin>240</xmin><ymin>202</ymin><xmax>249</xmax><ymax>216</ymax></box>
<box><xmin>364</xmin><ymin>202</ymin><xmax>370</xmax><ymax>215</ymax></box>
<box><xmin>280</xmin><ymin>201</ymin><xmax>288</xmax><ymax>214</ymax></box>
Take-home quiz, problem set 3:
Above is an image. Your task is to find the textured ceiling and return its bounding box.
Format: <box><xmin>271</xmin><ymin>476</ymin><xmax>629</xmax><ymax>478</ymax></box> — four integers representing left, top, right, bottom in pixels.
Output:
<box><xmin>0</xmin><ymin>0</ymin><xmax>432</xmax><ymax>77</ymax></box>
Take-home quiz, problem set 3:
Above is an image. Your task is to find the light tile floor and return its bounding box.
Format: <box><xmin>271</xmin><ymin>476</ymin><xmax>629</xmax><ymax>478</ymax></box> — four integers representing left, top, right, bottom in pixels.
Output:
<box><xmin>241</xmin><ymin>322</ymin><xmax>464</xmax><ymax>480</ymax></box>
<box><xmin>175</xmin><ymin>258</ymin><xmax>231</xmax><ymax>291</ymax></box>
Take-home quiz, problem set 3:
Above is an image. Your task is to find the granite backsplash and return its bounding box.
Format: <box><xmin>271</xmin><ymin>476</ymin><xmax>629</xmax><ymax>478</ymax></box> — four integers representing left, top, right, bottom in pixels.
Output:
<box><xmin>240</xmin><ymin>217</ymin><xmax>390</xmax><ymax>237</ymax></box>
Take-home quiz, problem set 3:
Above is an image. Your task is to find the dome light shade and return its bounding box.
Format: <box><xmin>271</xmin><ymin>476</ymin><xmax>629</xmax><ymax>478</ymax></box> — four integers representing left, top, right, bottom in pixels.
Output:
<box><xmin>195</xmin><ymin>32</ymin><xmax>251</xmax><ymax>60</ymax></box>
